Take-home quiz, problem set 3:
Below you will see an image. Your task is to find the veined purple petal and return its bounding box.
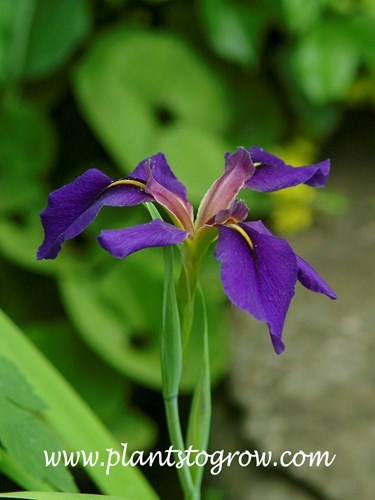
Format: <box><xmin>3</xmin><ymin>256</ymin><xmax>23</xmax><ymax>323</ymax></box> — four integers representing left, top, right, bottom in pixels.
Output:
<box><xmin>196</xmin><ymin>147</ymin><xmax>254</xmax><ymax>228</ymax></box>
<box><xmin>147</xmin><ymin>167</ymin><xmax>194</xmax><ymax>233</ymax></box>
<box><xmin>132</xmin><ymin>153</ymin><xmax>193</xmax><ymax>219</ymax></box>
<box><xmin>150</xmin><ymin>153</ymin><xmax>191</xmax><ymax>209</ymax></box>
<box><xmin>37</xmin><ymin>168</ymin><xmax>151</xmax><ymax>260</ymax></box>
<box><xmin>98</xmin><ymin>219</ymin><xmax>190</xmax><ymax>259</ymax></box>
<box><xmin>215</xmin><ymin>223</ymin><xmax>299</xmax><ymax>354</ymax></box>
<box><xmin>296</xmin><ymin>256</ymin><xmax>337</xmax><ymax>299</ymax></box>
<box><xmin>241</xmin><ymin>220</ymin><xmax>336</xmax><ymax>300</ymax></box>
<box><xmin>243</xmin><ymin>146</ymin><xmax>330</xmax><ymax>192</ymax></box>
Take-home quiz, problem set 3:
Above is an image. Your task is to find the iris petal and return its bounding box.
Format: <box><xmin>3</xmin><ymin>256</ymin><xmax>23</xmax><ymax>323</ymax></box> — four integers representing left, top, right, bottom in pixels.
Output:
<box><xmin>215</xmin><ymin>223</ymin><xmax>298</xmax><ymax>354</ymax></box>
<box><xmin>196</xmin><ymin>147</ymin><xmax>254</xmax><ymax>227</ymax></box>
<box><xmin>98</xmin><ymin>219</ymin><xmax>190</xmax><ymax>259</ymax></box>
<box><xmin>215</xmin><ymin>199</ymin><xmax>249</xmax><ymax>225</ymax></box>
<box><xmin>296</xmin><ymin>255</ymin><xmax>337</xmax><ymax>299</ymax></box>
<box><xmin>243</xmin><ymin>146</ymin><xmax>330</xmax><ymax>192</ymax></box>
<box><xmin>37</xmin><ymin>168</ymin><xmax>151</xmax><ymax>260</ymax></box>
<box><xmin>133</xmin><ymin>153</ymin><xmax>193</xmax><ymax>216</ymax></box>
<box><xmin>147</xmin><ymin>169</ymin><xmax>194</xmax><ymax>232</ymax></box>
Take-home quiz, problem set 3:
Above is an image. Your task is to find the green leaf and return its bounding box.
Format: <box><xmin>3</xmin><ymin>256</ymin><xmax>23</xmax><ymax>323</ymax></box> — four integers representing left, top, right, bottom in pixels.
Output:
<box><xmin>0</xmin><ymin>356</ymin><xmax>78</xmax><ymax>492</ymax></box>
<box><xmin>199</xmin><ymin>0</ymin><xmax>266</xmax><ymax>65</ymax></box>
<box><xmin>0</xmin><ymin>0</ymin><xmax>90</xmax><ymax>85</ymax></box>
<box><xmin>0</xmin><ymin>0</ymin><xmax>24</xmax><ymax>84</ymax></box>
<box><xmin>60</xmin><ymin>248</ymin><xmax>229</xmax><ymax>391</ymax></box>
<box><xmin>73</xmin><ymin>28</ymin><xmax>231</xmax><ymax>203</ymax></box>
<box><xmin>344</xmin><ymin>15</ymin><xmax>375</xmax><ymax>69</ymax></box>
<box><xmin>281</xmin><ymin>0</ymin><xmax>324</xmax><ymax>33</ymax></box>
<box><xmin>24</xmin><ymin>0</ymin><xmax>90</xmax><ymax>79</ymax></box>
<box><xmin>0</xmin><ymin>494</ymin><xmax>130</xmax><ymax>500</ymax></box>
<box><xmin>0</xmin><ymin>215</ymin><xmax>79</xmax><ymax>276</ymax></box>
<box><xmin>60</xmin><ymin>252</ymin><xmax>164</xmax><ymax>388</ymax></box>
<box><xmin>0</xmin><ymin>98</ymin><xmax>55</xmax><ymax>213</ymax></box>
<box><xmin>292</xmin><ymin>20</ymin><xmax>360</xmax><ymax>103</ymax></box>
<box><xmin>0</xmin><ymin>0</ymin><xmax>90</xmax><ymax>84</ymax></box>
<box><xmin>60</xmin><ymin>251</ymin><xmax>165</xmax><ymax>389</ymax></box>
<box><xmin>0</xmin><ymin>205</ymin><xmax>145</xmax><ymax>276</ymax></box>
<box><xmin>0</xmin><ymin>310</ymin><xmax>158</xmax><ymax>498</ymax></box>
<box><xmin>24</xmin><ymin>321</ymin><xmax>156</xmax><ymax>453</ymax></box>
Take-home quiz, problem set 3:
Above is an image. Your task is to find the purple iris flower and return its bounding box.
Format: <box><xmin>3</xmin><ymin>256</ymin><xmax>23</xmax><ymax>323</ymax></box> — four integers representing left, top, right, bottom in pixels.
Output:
<box><xmin>37</xmin><ymin>146</ymin><xmax>336</xmax><ymax>354</ymax></box>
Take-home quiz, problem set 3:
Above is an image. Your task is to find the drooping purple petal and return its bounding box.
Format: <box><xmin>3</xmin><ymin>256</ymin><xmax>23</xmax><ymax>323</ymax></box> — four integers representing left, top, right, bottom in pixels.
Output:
<box><xmin>296</xmin><ymin>256</ymin><xmax>337</xmax><ymax>299</ymax></box>
<box><xmin>242</xmin><ymin>146</ymin><xmax>330</xmax><ymax>192</ymax></box>
<box><xmin>239</xmin><ymin>220</ymin><xmax>337</xmax><ymax>300</ymax></box>
<box><xmin>37</xmin><ymin>168</ymin><xmax>152</xmax><ymax>260</ymax></box>
<box><xmin>196</xmin><ymin>147</ymin><xmax>254</xmax><ymax>227</ymax></box>
<box><xmin>215</xmin><ymin>223</ymin><xmax>299</xmax><ymax>354</ymax></box>
<box><xmin>97</xmin><ymin>219</ymin><xmax>190</xmax><ymax>259</ymax></box>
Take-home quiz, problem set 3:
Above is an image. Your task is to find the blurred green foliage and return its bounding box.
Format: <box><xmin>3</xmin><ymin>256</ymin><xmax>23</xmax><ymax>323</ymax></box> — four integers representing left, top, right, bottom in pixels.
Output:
<box><xmin>0</xmin><ymin>0</ymin><xmax>371</xmax><ymax>494</ymax></box>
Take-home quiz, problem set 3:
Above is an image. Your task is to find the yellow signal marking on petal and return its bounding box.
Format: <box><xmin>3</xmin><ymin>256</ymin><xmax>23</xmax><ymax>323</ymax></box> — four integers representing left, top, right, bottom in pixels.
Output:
<box><xmin>253</xmin><ymin>162</ymin><xmax>262</xmax><ymax>168</ymax></box>
<box><xmin>226</xmin><ymin>223</ymin><xmax>254</xmax><ymax>251</ymax></box>
<box><xmin>109</xmin><ymin>179</ymin><xmax>147</xmax><ymax>190</ymax></box>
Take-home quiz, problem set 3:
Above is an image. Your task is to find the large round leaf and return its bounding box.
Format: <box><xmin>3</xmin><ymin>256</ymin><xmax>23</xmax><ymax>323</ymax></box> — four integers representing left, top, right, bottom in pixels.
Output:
<box><xmin>73</xmin><ymin>28</ymin><xmax>231</xmax><ymax>203</ymax></box>
<box><xmin>60</xmin><ymin>249</ymin><xmax>229</xmax><ymax>390</ymax></box>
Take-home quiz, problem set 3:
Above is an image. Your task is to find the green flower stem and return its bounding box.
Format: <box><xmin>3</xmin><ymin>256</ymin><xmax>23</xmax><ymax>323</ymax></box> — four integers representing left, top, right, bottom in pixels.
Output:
<box><xmin>186</xmin><ymin>284</ymin><xmax>211</xmax><ymax>496</ymax></box>
<box><xmin>163</xmin><ymin>396</ymin><xmax>196</xmax><ymax>499</ymax></box>
<box><xmin>146</xmin><ymin>202</ymin><xmax>195</xmax><ymax>498</ymax></box>
<box><xmin>178</xmin><ymin>227</ymin><xmax>217</xmax><ymax>354</ymax></box>
<box><xmin>146</xmin><ymin>203</ymin><xmax>213</xmax><ymax>499</ymax></box>
<box><xmin>161</xmin><ymin>244</ymin><xmax>195</xmax><ymax>499</ymax></box>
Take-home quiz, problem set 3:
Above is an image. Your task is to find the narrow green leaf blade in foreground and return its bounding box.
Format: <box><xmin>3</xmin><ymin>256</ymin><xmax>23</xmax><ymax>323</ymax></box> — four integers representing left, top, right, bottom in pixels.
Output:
<box><xmin>0</xmin><ymin>493</ymin><xmax>129</xmax><ymax>500</ymax></box>
<box><xmin>0</xmin><ymin>310</ymin><xmax>158</xmax><ymax>499</ymax></box>
<box><xmin>0</xmin><ymin>356</ymin><xmax>77</xmax><ymax>492</ymax></box>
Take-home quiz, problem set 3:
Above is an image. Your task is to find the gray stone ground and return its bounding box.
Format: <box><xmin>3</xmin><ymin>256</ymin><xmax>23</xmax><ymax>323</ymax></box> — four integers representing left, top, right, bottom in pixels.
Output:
<box><xmin>209</xmin><ymin>113</ymin><xmax>375</xmax><ymax>499</ymax></box>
